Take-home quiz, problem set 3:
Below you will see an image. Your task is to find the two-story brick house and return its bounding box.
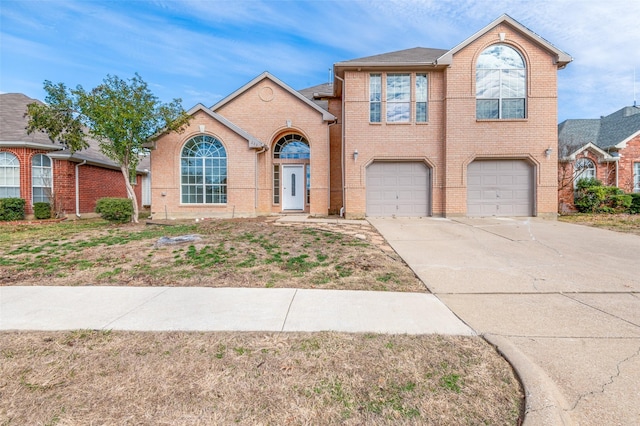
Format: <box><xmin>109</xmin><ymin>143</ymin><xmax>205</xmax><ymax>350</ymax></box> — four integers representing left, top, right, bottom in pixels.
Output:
<box><xmin>150</xmin><ymin>14</ymin><xmax>571</xmax><ymax>220</ymax></box>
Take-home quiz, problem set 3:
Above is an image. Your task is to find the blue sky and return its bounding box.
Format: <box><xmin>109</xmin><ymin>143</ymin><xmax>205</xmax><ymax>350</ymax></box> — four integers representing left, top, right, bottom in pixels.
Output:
<box><xmin>1</xmin><ymin>0</ymin><xmax>639</xmax><ymax>122</ymax></box>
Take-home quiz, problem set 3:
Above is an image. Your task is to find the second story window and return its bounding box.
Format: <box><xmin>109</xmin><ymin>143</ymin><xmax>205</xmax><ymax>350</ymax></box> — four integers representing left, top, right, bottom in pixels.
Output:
<box><xmin>386</xmin><ymin>73</ymin><xmax>410</xmax><ymax>122</ymax></box>
<box><xmin>369</xmin><ymin>74</ymin><xmax>382</xmax><ymax>123</ymax></box>
<box><xmin>369</xmin><ymin>73</ymin><xmax>428</xmax><ymax>123</ymax></box>
<box><xmin>476</xmin><ymin>44</ymin><xmax>526</xmax><ymax>119</ymax></box>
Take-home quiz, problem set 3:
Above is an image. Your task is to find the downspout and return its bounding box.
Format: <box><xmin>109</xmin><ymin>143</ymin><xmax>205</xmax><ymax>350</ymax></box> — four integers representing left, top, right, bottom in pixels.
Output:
<box><xmin>327</xmin><ymin>120</ymin><xmax>338</xmax><ymax>214</ymax></box>
<box><xmin>255</xmin><ymin>145</ymin><xmax>267</xmax><ymax>211</ymax></box>
<box><xmin>75</xmin><ymin>160</ymin><xmax>87</xmax><ymax>218</ymax></box>
<box><xmin>334</xmin><ymin>74</ymin><xmax>346</xmax><ymax>217</ymax></box>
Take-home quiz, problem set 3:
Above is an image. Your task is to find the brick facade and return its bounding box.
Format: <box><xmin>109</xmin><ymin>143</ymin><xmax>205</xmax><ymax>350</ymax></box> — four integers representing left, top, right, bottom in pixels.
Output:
<box><xmin>150</xmin><ymin>15</ymin><xmax>569</xmax><ymax>220</ymax></box>
<box><xmin>1</xmin><ymin>147</ymin><xmax>143</xmax><ymax>217</ymax></box>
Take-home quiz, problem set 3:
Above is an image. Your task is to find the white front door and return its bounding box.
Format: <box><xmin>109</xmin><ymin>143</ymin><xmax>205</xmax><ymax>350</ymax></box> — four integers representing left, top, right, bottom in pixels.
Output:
<box><xmin>282</xmin><ymin>165</ymin><xmax>305</xmax><ymax>210</ymax></box>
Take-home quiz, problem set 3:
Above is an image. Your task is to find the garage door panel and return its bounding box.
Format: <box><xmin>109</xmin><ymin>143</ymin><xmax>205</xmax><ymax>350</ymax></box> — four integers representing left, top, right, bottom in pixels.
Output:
<box><xmin>467</xmin><ymin>160</ymin><xmax>533</xmax><ymax>217</ymax></box>
<box><xmin>366</xmin><ymin>162</ymin><xmax>430</xmax><ymax>217</ymax></box>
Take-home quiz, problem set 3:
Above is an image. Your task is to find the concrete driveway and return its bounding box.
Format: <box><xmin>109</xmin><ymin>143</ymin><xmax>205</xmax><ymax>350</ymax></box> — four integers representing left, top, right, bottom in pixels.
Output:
<box><xmin>369</xmin><ymin>217</ymin><xmax>640</xmax><ymax>426</ymax></box>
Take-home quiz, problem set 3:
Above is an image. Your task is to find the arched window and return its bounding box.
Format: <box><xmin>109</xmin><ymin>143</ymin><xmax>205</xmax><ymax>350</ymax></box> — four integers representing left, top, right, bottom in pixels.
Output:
<box><xmin>0</xmin><ymin>152</ymin><xmax>20</xmax><ymax>198</ymax></box>
<box><xmin>574</xmin><ymin>158</ymin><xmax>596</xmax><ymax>187</ymax></box>
<box><xmin>273</xmin><ymin>134</ymin><xmax>310</xmax><ymax>159</ymax></box>
<box><xmin>32</xmin><ymin>154</ymin><xmax>52</xmax><ymax>203</ymax></box>
<box><xmin>181</xmin><ymin>135</ymin><xmax>227</xmax><ymax>204</ymax></box>
<box><xmin>476</xmin><ymin>45</ymin><xmax>526</xmax><ymax>119</ymax></box>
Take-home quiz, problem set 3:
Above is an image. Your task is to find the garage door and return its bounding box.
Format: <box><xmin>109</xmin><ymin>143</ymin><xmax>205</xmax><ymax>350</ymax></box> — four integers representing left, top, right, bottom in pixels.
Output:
<box><xmin>467</xmin><ymin>160</ymin><xmax>533</xmax><ymax>216</ymax></box>
<box><xmin>366</xmin><ymin>162</ymin><xmax>430</xmax><ymax>217</ymax></box>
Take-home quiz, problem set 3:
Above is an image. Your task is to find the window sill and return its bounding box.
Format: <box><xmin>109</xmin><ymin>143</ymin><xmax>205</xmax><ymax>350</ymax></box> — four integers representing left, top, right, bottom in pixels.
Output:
<box><xmin>476</xmin><ymin>118</ymin><xmax>528</xmax><ymax>122</ymax></box>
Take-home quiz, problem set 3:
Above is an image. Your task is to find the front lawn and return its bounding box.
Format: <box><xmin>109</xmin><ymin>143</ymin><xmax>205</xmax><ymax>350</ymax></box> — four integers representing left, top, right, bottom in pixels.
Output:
<box><xmin>558</xmin><ymin>213</ymin><xmax>640</xmax><ymax>236</ymax></box>
<box><xmin>0</xmin><ymin>217</ymin><xmax>424</xmax><ymax>292</ymax></box>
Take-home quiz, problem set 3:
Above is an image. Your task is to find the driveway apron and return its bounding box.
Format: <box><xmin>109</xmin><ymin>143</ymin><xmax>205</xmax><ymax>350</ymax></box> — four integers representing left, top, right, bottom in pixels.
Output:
<box><xmin>369</xmin><ymin>217</ymin><xmax>640</xmax><ymax>426</ymax></box>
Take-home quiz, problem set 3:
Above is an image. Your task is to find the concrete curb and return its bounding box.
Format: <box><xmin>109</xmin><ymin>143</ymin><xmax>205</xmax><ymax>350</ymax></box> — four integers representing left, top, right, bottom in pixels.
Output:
<box><xmin>484</xmin><ymin>334</ymin><xmax>574</xmax><ymax>426</ymax></box>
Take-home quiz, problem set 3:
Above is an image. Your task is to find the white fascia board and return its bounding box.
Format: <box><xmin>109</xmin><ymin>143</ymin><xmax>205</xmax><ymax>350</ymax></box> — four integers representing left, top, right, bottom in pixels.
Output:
<box><xmin>614</xmin><ymin>129</ymin><xmax>640</xmax><ymax>149</ymax></box>
<box><xmin>0</xmin><ymin>141</ymin><xmax>62</xmax><ymax>150</ymax></box>
<box><xmin>187</xmin><ymin>104</ymin><xmax>267</xmax><ymax>149</ymax></box>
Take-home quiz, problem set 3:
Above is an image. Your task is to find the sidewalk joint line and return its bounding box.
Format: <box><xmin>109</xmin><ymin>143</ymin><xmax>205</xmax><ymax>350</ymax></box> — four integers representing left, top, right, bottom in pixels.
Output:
<box><xmin>102</xmin><ymin>288</ymin><xmax>170</xmax><ymax>330</ymax></box>
<box><xmin>281</xmin><ymin>289</ymin><xmax>298</xmax><ymax>332</ymax></box>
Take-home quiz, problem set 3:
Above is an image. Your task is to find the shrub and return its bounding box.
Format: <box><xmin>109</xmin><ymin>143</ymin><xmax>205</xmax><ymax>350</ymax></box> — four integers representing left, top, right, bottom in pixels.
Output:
<box><xmin>95</xmin><ymin>197</ymin><xmax>133</xmax><ymax>223</ymax></box>
<box><xmin>629</xmin><ymin>193</ymin><xmax>640</xmax><ymax>214</ymax></box>
<box><xmin>0</xmin><ymin>198</ymin><xmax>26</xmax><ymax>221</ymax></box>
<box><xmin>574</xmin><ymin>179</ymin><xmax>631</xmax><ymax>213</ymax></box>
<box><xmin>33</xmin><ymin>202</ymin><xmax>52</xmax><ymax>219</ymax></box>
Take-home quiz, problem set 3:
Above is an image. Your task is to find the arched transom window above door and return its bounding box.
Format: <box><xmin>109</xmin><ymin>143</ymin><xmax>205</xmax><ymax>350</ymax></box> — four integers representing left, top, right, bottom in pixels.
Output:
<box><xmin>273</xmin><ymin>134</ymin><xmax>310</xmax><ymax>159</ymax></box>
<box><xmin>476</xmin><ymin>44</ymin><xmax>526</xmax><ymax>119</ymax></box>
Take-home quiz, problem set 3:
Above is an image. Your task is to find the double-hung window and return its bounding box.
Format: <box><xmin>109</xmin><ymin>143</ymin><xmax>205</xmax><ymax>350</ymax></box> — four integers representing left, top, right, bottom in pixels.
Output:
<box><xmin>0</xmin><ymin>152</ymin><xmax>20</xmax><ymax>198</ymax></box>
<box><xmin>476</xmin><ymin>44</ymin><xmax>526</xmax><ymax>119</ymax></box>
<box><xmin>32</xmin><ymin>154</ymin><xmax>52</xmax><ymax>203</ymax></box>
<box><xmin>369</xmin><ymin>73</ymin><xmax>428</xmax><ymax>123</ymax></box>
<box><xmin>634</xmin><ymin>162</ymin><xmax>640</xmax><ymax>193</ymax></box>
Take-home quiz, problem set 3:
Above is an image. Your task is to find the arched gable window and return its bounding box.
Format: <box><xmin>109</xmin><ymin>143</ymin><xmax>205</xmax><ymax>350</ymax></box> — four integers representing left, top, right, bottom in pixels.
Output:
<box><xmin>181</xmin><ymin>135</ymin><xmax>227</xmax><ymax>204</ymax></box>
<box><xmin>0</xmin><ymin>152</ymin><xmax>20</xmax><ymax>198</ymax></box>
<box><xmin>32</xmin><ymin>154</ymin><xmax>52</xmax><ymax>203</ymax></box>
<box><xmin>476</xmin><ymin>45</ymin><xmax>526</xmax><ymax>119</ymax></box>
<box><xmin>574</xmin><ymin>158</ymin><xmax>596</xmax><ymax>187</ymax></box>
<box><xmin>273</xmin><ymin>134</ymin><xmax>310</xmax><ymax>159</ymax></box>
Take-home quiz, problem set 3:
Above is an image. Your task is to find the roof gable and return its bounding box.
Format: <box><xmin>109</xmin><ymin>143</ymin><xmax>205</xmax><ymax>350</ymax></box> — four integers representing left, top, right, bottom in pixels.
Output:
<box><xmin>437</xmin><ymin>14</ymin><xmax>572</xmax><ymax>68</ymax></box>
<box><xmin>212</xmin><ymin>72</ymin><xmax>335</xmax><ymax>122</ymax></box>
<box><xmin>558</xmin><ymin>106</ymin><xmax>640</xmax><ymax>152</ymax></box>
<box><xmin>186</xmin><ymin>104</ymin><xmax>266</xmax><ymax>149</ymax></box>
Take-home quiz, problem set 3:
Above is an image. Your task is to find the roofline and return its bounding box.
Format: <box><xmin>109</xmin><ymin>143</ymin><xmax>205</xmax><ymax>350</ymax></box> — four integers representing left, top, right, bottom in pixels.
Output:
<box><xmin>191</xmin><ymin>104</ymin><xmax>267</xmax><ymax>149</ymax></box>
<box><xmin>45</xmin><ymin>151</ymin><xmax>149</xmax><ymax>174</ymax></box>
<box><xmin>437</xmin><ymin>14</ymin><xmax>572</xmax><ymax>68</ymax></box>
<box><xmin>211</xmin><ymin>72</ymin><xmax>336</xmax><ymax>122</ymax></box>
<box><xmin>614</xmin><ymin>129</ymin><xmax>640</xmax><ymax>149</ymax></box>
<box><xmin>559</xmin><ymin>142</ymin><xmax>618</xmax><ymax>162</ymax></box>
<box><xmin>0</xmin><ymin>141</ymin><xmax>62</xmax><ymax>151</ymax></box>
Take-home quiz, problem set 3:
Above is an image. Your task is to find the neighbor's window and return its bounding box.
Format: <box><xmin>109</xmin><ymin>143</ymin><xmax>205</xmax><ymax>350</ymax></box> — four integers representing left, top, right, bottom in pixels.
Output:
<box><xmin>0</xmin><ymin>152</ymin><xmax>20</xmax><ymax>198</ymax></box>
<box><xmin>181</xmin><ymin>135</ymin><xmax>227</xmax><ymax>204</ymax></box>
<box><xmin>386</xmin><ymin>73</ymin><xmax>411</xmax><ymax>122</ymax></box>
<box><xmin>32</xmin><ymin>154</ymin><xmax>52</xmax><ymax>203</ymax></box>
<box><xmin>476</xmin><ymin>44</ymin><xmax>526</xmax><ymax>119</ymax></box>
<box><xmin>370</xmin><ymin>74</ymin><xmax>382</xmax><ymax>123</ymax></box>
<box><xmin>634</xmin><ymin>162</ymin><xmax>640</xmax><ymax>193</ymax></box>
<box><xmin>574</xmin><ymin>158</ymin><xmax>596</xmax><ymax>187</ymax></box>
<box><xmin>416</xmin><ymin>74</ymin><xmax>428</xmax><ymax>122</ymax></box>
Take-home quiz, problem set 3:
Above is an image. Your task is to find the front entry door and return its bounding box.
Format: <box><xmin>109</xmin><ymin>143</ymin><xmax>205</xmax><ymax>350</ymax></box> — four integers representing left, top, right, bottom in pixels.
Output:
<box><xmin>282</xmin><ymin>165</ymin><xmax>305</xmax><ymax>210</ymax></box>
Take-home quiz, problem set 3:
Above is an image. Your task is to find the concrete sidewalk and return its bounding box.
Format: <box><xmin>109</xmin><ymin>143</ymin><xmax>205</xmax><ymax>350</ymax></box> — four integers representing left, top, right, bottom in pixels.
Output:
<box><xmin>0</xmin><ymin>286</ymin><xmax>474</xmax><ymax>335</ymax></box>
<box><xmin>370</xmin><ymin>217</ymin><xmax>640</xmax><ymax>426</ymax></box>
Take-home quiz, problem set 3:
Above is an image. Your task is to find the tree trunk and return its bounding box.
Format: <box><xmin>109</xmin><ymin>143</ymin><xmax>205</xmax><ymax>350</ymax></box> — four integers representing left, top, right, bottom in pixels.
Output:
<box><xmin>120</xmin><ymin>165</ymin><xmax>139</xmax><ymax>223</ymax></box>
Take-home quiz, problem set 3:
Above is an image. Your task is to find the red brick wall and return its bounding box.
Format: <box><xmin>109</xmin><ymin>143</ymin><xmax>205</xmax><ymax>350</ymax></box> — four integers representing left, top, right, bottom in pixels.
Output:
<box><xmin>1</xmin><ymin>147</ymin><xmax>142</xmax><ymax>217</ymax></box>
<box><xmin>617</xmin><ymin>135</ymin><xmax>640</xmax><ymax>192</ymax></box>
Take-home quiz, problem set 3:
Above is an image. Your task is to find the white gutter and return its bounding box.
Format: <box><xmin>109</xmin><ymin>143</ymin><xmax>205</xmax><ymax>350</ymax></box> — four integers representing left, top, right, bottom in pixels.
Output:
<box><xmin>75</xmin><ymin>160</ymin><xmax>87</xmax><ymax>217</ymax></box>
<box><xmin>334</xmin><ymin>74</ymin><xmax>346</xmax><ymax>216</ymax></box>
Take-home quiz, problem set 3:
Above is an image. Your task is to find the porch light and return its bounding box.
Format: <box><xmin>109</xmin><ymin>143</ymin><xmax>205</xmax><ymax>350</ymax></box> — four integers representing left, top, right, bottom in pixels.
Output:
<box><xmin>353</xmin><ymin>149</ymin><xmax>358</xmax><ymax>161</ymax></box>
<box><xmin>545</xmin><ymin>148</ymin><xmax>553</xmax><ymax>158</ymax></box>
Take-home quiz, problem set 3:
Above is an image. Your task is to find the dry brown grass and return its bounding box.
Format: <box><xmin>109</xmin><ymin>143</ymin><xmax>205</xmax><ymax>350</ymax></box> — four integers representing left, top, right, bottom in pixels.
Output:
<box><xmin>0</xmin><ymin>330</ymin><xmax>523</xmax><ymax>425</ymax></box>
<box><xmin>0</xmin><ymin>217</ymin><xmax>424</xmax><ymax>292</ymax></box>
<box><xmin>558</xmin><ymin>213</ymin><xmax>640</xmax><ymax>236</ymax></box>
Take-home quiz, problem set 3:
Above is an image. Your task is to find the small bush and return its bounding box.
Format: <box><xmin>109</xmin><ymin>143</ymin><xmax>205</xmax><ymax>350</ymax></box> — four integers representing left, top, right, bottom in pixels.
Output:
<box><xmin>33</xmin><ymin>202</ymin><xmax>52</xmax><ymax>219</ymax></box>
<box><xmin>0</xmin><ymin>198</ymin><xmax>26</xmax><ymax>221</ymax></box>
<box><xmin>95</xmin><ymin>197</ymin><xmax>133</xmax><ymax>223</ymax></box>
<box><xmin>574</xmin><ymin>179</ymin><xmax>630</xmax><ymax>213</ymax></box>
<box><xmin>629</xmin><ymin>193</ymin><xmax>640</xmax><ymax>214</ymax></box>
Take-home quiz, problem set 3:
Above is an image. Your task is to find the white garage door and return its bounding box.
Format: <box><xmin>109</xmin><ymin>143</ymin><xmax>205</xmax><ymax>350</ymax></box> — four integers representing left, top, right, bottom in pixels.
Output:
<box><xmin>467</xmin><ymin>160</ymin><xmax>533</xmax><ymax>216</ymax></box>
<box><xmin>366</xmin><ymin>162</ymin><xmax>430</xmax><ymax>217</ymax></box>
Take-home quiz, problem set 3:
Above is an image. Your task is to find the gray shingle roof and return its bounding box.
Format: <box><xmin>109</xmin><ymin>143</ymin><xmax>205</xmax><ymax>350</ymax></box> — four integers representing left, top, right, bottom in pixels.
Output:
<box><xmin>0</xmin><ymin>93</ymin><xmax>56</xmax><ymax>146</ymax></box>
<box><xmin>558</xmin><ymin>106</ymin><xmax>640</xmax><ymax>155</ymax></box>
<box><xmin>0</xmin><ymin>93</ymin><xmax>148</xmax><ymax>172</ymax></box>
<box><xmin>335</xmin><ymin>47</ymin><xmax>448</xmax><ymax>67</ymax></box>
<box><xmin>298</xmin><ymin>82</ymin><xmax>333</xmax><ymax>110</ymax></box>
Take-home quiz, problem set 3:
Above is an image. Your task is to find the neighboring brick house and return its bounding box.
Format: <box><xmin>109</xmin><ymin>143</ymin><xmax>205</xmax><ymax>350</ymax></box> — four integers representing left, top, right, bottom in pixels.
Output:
<box><xmin>558</xmin><ymin>106</ymin><xmax>640</xmax><ymax>211</ymax></box>
<box><xmin>150</xmin><ymin>14</ymin><xmax>571</xmax><ymax>219</ymax></box>
<box><xmin>0</xmin><ymin>93</ymin><xmax>149</xmax><ymax>218</ymax></box>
